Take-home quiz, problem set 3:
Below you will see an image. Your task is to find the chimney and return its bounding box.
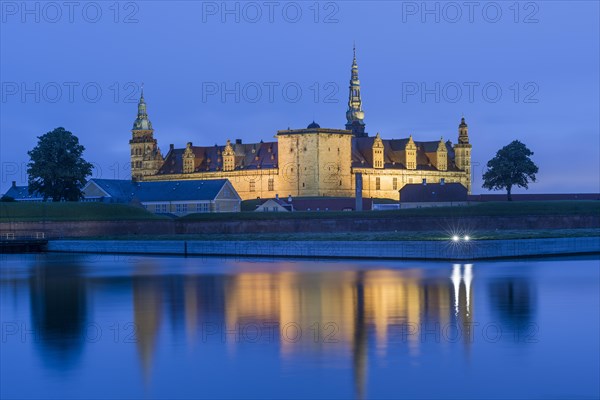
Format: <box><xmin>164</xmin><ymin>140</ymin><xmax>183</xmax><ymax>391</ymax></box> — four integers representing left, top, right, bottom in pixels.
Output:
<box><xmin>287</xmin><ymin>195</ymin><xmax>292</xmax><ymax>203</ymax></box>
<box><xmin>275</xmin><ymin>194</ymin><xmax>279</xmax><ymax>200</ymax></box>
<box><xmin>169</xmin><ymin>144</ymin><xmax>174</xmax><ymax>151</ymax></box>
<box><xmin>235</xmin><ymin>139</ymin><xmax>242</xmax><ymax>144</ymax></box>
<box><xmin>12</xmin><ymin>181</ymin><xmax>16</xmax><ymax>188</ymax></box>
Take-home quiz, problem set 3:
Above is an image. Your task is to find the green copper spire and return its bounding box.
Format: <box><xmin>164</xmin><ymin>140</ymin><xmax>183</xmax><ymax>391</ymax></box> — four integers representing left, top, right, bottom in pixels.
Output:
<box><xmin>133</xmin><ymin>85</ymin><xmax>153</xmax><ymax>131</ymax></box>
<box><xmin>346</xmin><ymin>44</ymin><xmax>366</xmax><ymax>137</ymax></box>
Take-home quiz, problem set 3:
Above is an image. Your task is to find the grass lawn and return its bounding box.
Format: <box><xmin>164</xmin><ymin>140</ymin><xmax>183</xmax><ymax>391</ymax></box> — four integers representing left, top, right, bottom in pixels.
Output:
<box><xmin>0</xmin><ymin>202</ymin><xmax>166</xmax><ymax>221</ymax></box>
<box><xmin>184</xmin><ymin>200</ymin><xmax>600</xmax><ymax>221</ymax></box>
<box><xmin>1</xmin><ymin>200</ymin><xmax>598</xmax><ymax>222</ymax></box>
<box><xmin>81</xmin><ymin>228</ymin><xmax>600</xmax><ymax>242</ymax></box>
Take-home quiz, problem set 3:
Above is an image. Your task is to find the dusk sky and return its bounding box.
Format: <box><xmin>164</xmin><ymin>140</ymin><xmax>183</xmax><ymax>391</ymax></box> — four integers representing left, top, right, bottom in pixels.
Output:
<box><xmin>1</xmin><ymin>1</ymin><xmax>598</xmax><ymax>194</ymax></box>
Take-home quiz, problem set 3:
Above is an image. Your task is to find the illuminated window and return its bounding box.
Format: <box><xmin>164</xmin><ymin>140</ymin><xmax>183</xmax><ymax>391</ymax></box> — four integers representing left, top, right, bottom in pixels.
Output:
<box><xmin>393</xmin><ymin>177</ymin><xmax>398</xmax><ymax>190</ymax></box>
<box><xmin>376</xmin><ymin>177</ymin><xmax>381</xmax><ymax>190</ymax></box>
<box><xmin>268</xmin><ymin>178</ymin><xmax>274</xmax><ymax>191</ymax></box>
<box><xmin>249</xmin><ymin>181</ymin><xmax>256</xmax><ymax>192</ymax></box>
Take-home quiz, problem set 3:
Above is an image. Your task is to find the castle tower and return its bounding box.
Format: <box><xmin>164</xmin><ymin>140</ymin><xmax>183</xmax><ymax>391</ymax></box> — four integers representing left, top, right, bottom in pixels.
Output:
<box><xmin>345</xmin><ymin>45</ymin><xmax>367</xmax><ymax>137</ymax></box>
<box><xmin>129</xmin><ymin>88</ymin><xmax>163</xmax><ymax>180</ymax></box>
<box><xmin>454</xmin><ymin>117</ymin><xmax>472</xmax><ymax>193</ymax></box>
<box><xmin>223</xmin><ymin>139</ymin><xmax>235</xmax><ymax>172</ymax></box>
<box><xmin>372</xmin><ymin>133</ymin><xmax>384</xmax><ymax>168</ymax></box>
<box><xmin>405</xmin><ymin>135</ymin><xmax>417</xmax><ymax>170</ymax></box>
<box><xmin>436</xmin><ymin>137</ymin><xmax>448</xmax><ymax>171</ymax></box>
<box><xmin>183</xmin><ymin>142</ymin><xmax>195</xmax><ymax>173</ymax></box>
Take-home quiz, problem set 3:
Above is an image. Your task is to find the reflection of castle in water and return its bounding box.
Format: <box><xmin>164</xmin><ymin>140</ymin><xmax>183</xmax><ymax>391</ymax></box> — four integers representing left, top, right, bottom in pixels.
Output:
<box><xmin>8</xmin><ymin>258</ymin><xmax>539</xmax><ymax>398</ymax></box>
<box><xmin>129</xmin><ymin>264</ymin><xmax>476</xmax><ymax>398</ymax></box>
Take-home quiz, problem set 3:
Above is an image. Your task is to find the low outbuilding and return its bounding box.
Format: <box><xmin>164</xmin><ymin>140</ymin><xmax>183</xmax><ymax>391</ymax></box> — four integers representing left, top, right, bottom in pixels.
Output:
<box><xmin>82</xmin><ymin>178</ymin><xmax>241</xmax><ymax>215</ymax></box>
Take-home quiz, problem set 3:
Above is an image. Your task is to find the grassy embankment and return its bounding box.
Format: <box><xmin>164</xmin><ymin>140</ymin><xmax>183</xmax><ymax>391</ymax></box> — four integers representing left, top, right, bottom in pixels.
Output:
<box><xmin>185</xmin><ymin>200</ymin><xmax>600</xmax><ymax>220</ymax></box>
<box><xmin>0</xmin><ymin>202</ymin><xmax>166</xmax><ymax>221</ymax></box>
<box><xmin>1</xmin><ymin>201</ymin><xmax>598</xmax><ymax>241</ymax></box>
<box><xmin>1</xmin><ymin>200</ymin><xmax>598</xmax><ymax>222</ymax></box>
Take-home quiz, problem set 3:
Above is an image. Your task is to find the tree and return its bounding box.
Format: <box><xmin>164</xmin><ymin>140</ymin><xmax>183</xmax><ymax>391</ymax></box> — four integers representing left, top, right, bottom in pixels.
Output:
<box><xmin>27</xmin><ymin>127</ymin><xmax>93</xmax><ymax>202</ymax></box>
<box><xmin>482</xmin><ymin>140</ymin><xmax>538</xmax><ymax>201</ymax></box>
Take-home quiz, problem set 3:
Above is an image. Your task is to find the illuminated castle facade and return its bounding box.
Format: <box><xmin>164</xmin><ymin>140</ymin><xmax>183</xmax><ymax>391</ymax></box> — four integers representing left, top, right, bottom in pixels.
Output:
<box><xmin>130</xmin><ymin>48</ymin><xmax>472</xmax><ymax>200</ymax></box>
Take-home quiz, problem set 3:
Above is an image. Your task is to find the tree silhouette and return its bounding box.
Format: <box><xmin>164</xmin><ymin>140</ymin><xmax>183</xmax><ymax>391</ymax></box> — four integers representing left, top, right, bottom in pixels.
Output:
<box><xmin>27</xmin><ymin>127</ymin><xmax>93</xmax><ymax>201</ymax></box>
<box><xmin>483</xmin><ymin>140</ymin><xmax>538</xmax><ymax>201</ymax></box>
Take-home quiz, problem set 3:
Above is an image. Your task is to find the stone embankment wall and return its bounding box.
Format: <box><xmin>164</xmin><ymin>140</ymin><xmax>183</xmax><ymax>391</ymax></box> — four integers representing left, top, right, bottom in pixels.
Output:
<box><xmin>47</xmin><ymin>237</ymin><xmax>600</xmax><ymax>260</ymax></box>
<box><xmin>1</xmin><ymin>215</ymin><xmax>598</xmax><ymax>238</ymax></box>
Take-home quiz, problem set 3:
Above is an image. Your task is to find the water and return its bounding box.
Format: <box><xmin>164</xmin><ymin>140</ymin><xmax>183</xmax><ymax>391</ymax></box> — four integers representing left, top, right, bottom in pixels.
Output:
<box><xmin>1</xmin><ymin>253</ymin><xmax>598</xmax><ymax>399</ymax></box>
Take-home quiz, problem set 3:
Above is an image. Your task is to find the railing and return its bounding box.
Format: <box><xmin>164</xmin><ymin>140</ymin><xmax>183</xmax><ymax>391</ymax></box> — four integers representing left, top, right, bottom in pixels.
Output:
<box><xmin>0</xmin><ymin>232</ymin><xmax>46</xmax><ymax>240</ymax></box>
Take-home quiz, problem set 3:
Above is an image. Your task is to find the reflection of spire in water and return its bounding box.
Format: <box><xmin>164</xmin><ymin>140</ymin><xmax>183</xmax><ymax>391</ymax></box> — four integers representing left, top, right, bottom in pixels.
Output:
<box><xmin>353</xmin><ymin>271</ymin><xmax>367</xmax><ymax>400</ymax></box>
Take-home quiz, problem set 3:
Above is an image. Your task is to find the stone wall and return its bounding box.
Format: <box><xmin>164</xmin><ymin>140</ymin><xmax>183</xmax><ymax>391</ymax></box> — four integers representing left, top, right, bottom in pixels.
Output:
<box><xmin>47</xmin><ymin>237</ymin><xmax>600</xmax><ymax>260</ymax></box>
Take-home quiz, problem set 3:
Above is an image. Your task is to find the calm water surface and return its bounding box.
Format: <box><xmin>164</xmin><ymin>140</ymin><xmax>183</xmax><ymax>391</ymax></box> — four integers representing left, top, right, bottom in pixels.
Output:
<box><xmin>1</xmin><ymin>254</ymin><xmax>599</xmax><ymax>399</ymax></box>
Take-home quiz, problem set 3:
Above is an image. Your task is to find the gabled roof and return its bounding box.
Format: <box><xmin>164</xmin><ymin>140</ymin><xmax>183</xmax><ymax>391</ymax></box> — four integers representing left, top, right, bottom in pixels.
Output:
<box><xmin>352</xmin><ymin>137</ymin><xmax>458</xmax><ymax>170</ymax></box>
<box><xmin>257</xmin><ymin>198</ymin><xmax>293</xmax><ymax>211</ymax></box>
<box><xmin>3</xmin><ymin>185</ymin><xmax>45</xmax><ymax>200</ymax></box>
<box><xmin>84</xmin><ymin>179</ymin><xmax>236</xmax><ymax>202</ymax></box>
<box><xmin>157</xmin><ymin>142</ymin><xmax>278</xmax><ymax>175</ymax></box>
<box><xmin>84</xmin><ymin>179</ymin><xmax>137</xmax><ymax>202</ymax></box>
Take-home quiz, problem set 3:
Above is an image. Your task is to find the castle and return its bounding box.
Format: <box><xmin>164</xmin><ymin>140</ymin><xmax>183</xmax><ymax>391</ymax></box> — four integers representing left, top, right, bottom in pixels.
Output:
<box><xmin>130</xmin><ymin>48</ymin><xmax>472</xmax><ymax>201</ymax></box>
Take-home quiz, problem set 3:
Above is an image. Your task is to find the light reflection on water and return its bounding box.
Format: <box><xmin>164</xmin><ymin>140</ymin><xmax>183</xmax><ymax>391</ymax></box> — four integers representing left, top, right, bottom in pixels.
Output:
<box><xmin>0</xmin><ymin>254</ymin><xmax>599</xmax><ymax>399</ymax></box>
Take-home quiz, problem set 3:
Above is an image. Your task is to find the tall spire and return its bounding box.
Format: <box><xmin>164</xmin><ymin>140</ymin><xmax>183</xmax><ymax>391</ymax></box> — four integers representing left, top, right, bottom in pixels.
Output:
<box><xmin>345</xmin><ymin>44</ymin><xmax>366</xmax><ymax>137</ymax></box>
<box><xmin>458</xmin><ymin>116</ymin><xmax>469</xmax><ymax>144</ymax></box>
<box><xmin>133</xmin><ymin>85</ymin><xmax>153</xmax><ymax>131</ymax></box>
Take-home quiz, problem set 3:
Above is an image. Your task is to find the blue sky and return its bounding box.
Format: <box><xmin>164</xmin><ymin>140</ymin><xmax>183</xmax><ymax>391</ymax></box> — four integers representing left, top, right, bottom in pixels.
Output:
<box><xmin>1</xmin><ymin>1</ymin><xmax>599</xmax><ymax>194</ymax></box>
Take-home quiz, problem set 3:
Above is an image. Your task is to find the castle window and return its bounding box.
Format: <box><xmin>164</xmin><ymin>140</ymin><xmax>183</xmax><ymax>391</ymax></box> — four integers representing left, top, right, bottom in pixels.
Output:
<box><xmin>302</xmin><ymin>182</ymin><xmax>305</xmax><ymax>187</ymax></box>
<box><xmin>376</xmin><ymin>177</ymin><xmax>381</xmax><ymax>190</ymax></box>
<box><xmin>196</xmin><ymin>203</ymin><xmax>209</xmax><ymax>213</ymax></box>
<box><xmin>131</xmin><ymin>162</ymin><xmax>135</xmax><ymax>169</ymax></box>
<box><xmin>393</xmin><ymin>177</ymin><xmax>398</xmax><ymax>190</ymax></box>
<box><xmin>249</xmin><ymin>181</ymin><xmax>256</xmax><ymax>192</ymax></box>
<box><xmin>268</xmin><ymin>178</ymin><xmax>274</xmax><ymax>191</ymax></box>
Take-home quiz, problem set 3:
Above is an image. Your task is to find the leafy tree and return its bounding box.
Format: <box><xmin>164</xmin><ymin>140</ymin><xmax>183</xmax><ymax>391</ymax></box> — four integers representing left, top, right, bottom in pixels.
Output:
<box><xmin>27</xmin><ymin>127</ymin><xmax>93</xmax><ymax>202</ymax></box>
<box><xmin>483</xmin><ymin>140</ymin><xmax>538</xmax><ymax>201</ymax></box>
<box><xmin>0</xmin><ymin>195</ymin><xmax>15</xmax><ymax>202</ymax></box>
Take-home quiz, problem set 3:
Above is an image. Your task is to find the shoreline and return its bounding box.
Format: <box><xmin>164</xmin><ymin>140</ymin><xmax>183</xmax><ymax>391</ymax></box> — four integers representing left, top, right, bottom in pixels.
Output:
<box><xmin>46</xmin><ymin>237</ymin><xmax>600</xmax><ymax>260</ymax></box>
